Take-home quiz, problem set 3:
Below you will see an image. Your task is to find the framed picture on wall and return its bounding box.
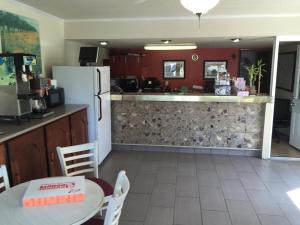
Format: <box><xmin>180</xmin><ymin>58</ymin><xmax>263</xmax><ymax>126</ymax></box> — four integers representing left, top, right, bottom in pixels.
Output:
<box><xmin>163</xmin><ymin>60</ymin><xmax>185</xmax><ymax>79</ymax></box>
<box><xmin>203</xmin><ymin>60</ymin><xmax>227</xmax><ymax>79</ymax></box>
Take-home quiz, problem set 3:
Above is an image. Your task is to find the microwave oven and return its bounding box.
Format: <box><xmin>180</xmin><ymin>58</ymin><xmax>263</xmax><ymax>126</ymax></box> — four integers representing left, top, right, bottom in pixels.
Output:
<box><xmin>45</xmin><ymin>87</ymin><xmax>65</xmax><ymax>108</ymax></box>
<box><xmin>120</xmin><ymin>76</ymin><xmax>139</xmax><ymax>92</ymax></box>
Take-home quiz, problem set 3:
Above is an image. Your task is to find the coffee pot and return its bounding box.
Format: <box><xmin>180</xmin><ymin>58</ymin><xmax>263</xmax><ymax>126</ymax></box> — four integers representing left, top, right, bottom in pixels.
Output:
<box><xmin>30</xmin><ymin>79</ymin><xmax>49</xmax><ymax>114</ymax></box>
<box><xmin>32</xmin><ymin>98</ymin><xmax>47</xmax><ymax>113</ymax></box>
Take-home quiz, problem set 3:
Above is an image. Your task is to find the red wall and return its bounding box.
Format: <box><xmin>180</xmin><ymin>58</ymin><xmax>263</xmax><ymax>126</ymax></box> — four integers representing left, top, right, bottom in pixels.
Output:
<box><xmin>110</xmin><ymin>48</ymin><xmax>240</xmax><ymax>89</ymax></box>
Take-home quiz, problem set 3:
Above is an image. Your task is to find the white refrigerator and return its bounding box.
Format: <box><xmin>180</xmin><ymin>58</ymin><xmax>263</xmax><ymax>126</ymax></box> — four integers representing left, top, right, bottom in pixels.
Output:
<box><xmin>52</xmin><ymin>66</ymin><xmax>111</xmax><ymax>165</ymax></box>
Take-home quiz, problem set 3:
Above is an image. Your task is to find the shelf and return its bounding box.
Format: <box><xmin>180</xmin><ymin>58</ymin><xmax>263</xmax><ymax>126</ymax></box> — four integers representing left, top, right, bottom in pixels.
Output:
<box><xmin>111</xmin><ymin>52</ymin><xmax>146</xmax><ymax>63</ymax></box>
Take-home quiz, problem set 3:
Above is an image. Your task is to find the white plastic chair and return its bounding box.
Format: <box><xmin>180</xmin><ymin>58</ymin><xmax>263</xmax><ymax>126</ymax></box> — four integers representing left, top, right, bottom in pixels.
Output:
<box><xmin>56</xmin><ymin>142</ymin><xmax>99</xmax><ymax>177</ymax></box>
<box><xmin>0</xmin><ymin>165</ymin><xmax>10</xmax><ymax>192</ymax></box>
<box><xmin>83</xmin><ymin>170</ymin><xmax>130</xmax><ymax>225</ymax></box>
<box><xmin>56</xmin><ymin>142</ymin><xmax>114</xmax><ymax>212</ymax></box>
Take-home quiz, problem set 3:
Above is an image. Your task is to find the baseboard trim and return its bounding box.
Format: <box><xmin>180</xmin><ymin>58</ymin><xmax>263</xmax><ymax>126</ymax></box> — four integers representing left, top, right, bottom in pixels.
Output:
<box><xmin>112</xmin><ymin>144</ymin><xmax>261</xmax><ymax>157</ymax></box>
<box><xmin>270</xmin><ymin>156</ymin><xmax>300</xmax><ymax>161</ymax></box>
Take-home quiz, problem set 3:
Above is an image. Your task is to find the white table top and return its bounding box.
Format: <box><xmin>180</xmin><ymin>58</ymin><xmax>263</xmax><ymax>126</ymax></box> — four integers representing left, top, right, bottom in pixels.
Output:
<box><xmin>0</xmin><ymin>179</ymin><xmax>104</xmax><ymax>225</ymax></box>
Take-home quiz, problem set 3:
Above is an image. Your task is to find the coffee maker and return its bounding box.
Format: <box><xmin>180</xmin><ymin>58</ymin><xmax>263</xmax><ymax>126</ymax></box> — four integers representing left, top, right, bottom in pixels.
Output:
<box><xmin>0</xmin><ymin>53</ymin><xmax>37</xmax><ymax>123</ymax></box>
<box><xmin>30</xmin><ymin>77</ymin><xmax>54</xmax><ymax>118</ymax></box>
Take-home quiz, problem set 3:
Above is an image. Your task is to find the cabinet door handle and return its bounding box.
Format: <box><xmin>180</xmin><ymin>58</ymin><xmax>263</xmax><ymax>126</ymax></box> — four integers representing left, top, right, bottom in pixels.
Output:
<box><xmin>50</xmin><ymin>152</ymin><xmax>55</xmax><ymax>163</ymax></box>
<box><xmin>13</xmin><ymin>164</ymin><xmax>21</xmax><ymax>185</ymax></box>
<box><xmin>97</xmin><ymin>69</ymin><xmax>101</xmax><ymax>95</ymax></box>
<box><xmin>15</xmin><ymin>173</ymin><xmax>21</xmax><ymax>184</ymax></box>
<box><xmin>98</xmin><ymin>95</ymin><xmax>102</xmax><ymax>121</ymax></box>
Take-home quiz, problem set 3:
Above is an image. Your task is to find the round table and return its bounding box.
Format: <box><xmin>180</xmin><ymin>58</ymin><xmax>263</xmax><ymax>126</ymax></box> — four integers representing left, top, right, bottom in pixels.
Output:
<box><xmin>0</xmin><ymin>179</ymin><xmax>104</xmax><ymax>225</ymax></box>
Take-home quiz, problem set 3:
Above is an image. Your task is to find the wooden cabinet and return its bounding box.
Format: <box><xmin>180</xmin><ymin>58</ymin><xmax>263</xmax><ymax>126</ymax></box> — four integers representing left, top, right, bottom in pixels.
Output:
<box><xmin>8</xmin><ymin>128</ymin><xmax>48</xmax><ymax>185</ymax></box>
<box><xmin>0</xmin><ymin>143</ymin><xmax>8</xmax><ymax>166</ymax></box>
<box><xmin>45</xmin><ymin>117</ymin><xmax>71</xmax><ymax>177</ymax></box>
<box><xmin>2</xmin><ymin>108</ymin><xmax>88</xmax><ymax>186</ymax></box>
<box><xmin>70</xmin><ymin>109</ymin><xmax>88</xmax><ymax>145</ymax></box>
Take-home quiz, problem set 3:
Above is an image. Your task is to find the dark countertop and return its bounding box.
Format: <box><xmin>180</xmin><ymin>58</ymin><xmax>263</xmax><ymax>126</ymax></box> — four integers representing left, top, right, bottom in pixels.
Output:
<box><xmin>0</xmin><ymin>104</ymin><xmax>88</xmax><ymax>143</ymax></box>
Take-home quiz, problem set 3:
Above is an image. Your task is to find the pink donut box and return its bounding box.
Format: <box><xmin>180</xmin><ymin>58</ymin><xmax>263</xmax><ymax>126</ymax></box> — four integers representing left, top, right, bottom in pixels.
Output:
<box><xmin>22</xmin><ymin>176</ymin><xmax>85</xmax><ymax>207</ymax></box>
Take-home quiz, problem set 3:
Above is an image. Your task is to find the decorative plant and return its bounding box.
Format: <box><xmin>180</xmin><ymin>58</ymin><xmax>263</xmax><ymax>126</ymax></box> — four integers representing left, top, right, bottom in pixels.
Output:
<box><xmin>246</xmin><ymin>59</ymin><xmax>266</xmax><ymax>95</ymax></box>
<box><xmin>246</xmin><ymin>64</ymin><xmax>257</xmax><ymax>90</ymax></box>
<box><xmin>256</xmin><ymin>59</ymin><xmax>266</xmax><ymax>95</ymax></box>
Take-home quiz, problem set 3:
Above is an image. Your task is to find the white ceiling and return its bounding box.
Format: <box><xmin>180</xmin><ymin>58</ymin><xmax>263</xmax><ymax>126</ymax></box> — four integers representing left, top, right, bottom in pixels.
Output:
<box><xmin>80</xmin><ymin>37</ymin><xmax>274</xmax><ymax>49</ymax></box>
<box><xmin>15</xmin><ymin>0</ymin><xmax>299</xmax><ymax>48</ymax></box>
<box><xmin>15</xmin><ymin>0</ymin><xmax>300</xmax><ymax>20</ymax></box>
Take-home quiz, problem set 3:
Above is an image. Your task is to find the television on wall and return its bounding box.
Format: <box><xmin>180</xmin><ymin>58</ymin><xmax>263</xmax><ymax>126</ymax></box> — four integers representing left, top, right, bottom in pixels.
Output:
<box><xmin>79</xmin><ymin>47</ymin><xmax>99</xmax><ymax>66</ymax></box>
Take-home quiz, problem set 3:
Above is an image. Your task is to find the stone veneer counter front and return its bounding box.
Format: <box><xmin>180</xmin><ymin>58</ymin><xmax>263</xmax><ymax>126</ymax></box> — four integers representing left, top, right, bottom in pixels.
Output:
<box><xmin>111</xmin><ymin>93</ymin><xmax>272</xmax><ymax>155</ymax></box>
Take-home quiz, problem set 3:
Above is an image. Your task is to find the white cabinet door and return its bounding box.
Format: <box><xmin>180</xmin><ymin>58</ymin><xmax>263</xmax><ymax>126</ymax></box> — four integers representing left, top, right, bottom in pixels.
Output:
<box><xmin>290</xmin><ymin>100</ymin><xmax>300</xmax><ymax>149</ymax></box>
<box><xmin>290</xmin><ymin>46</ymin><xmax>300</xmax><ymax>150</ymax></box>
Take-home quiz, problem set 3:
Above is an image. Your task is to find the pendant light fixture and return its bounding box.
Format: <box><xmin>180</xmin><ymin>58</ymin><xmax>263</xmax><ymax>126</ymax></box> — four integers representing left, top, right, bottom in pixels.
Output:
<box><xmin>180</xmin><ymin>0</ymin><xmax>220</xmax><ymax>27</ymax></box>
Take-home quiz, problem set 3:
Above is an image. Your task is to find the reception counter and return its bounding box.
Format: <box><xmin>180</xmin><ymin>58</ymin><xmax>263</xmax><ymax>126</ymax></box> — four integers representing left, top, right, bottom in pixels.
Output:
<box><xmin>111</xmin><ymin>93</ymin><xmax>272</xmax><ymax>103</ymax></box>
<box><xmin>111</xmin><ymin>93</ymin><xmax>272</xmax><ymax>156</ymax></box>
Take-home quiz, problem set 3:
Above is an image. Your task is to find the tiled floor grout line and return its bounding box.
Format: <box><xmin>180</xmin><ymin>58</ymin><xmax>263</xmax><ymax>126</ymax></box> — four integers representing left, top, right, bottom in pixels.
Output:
<box><xmin>194</xmin><ymin>153</ymin><xmax>204</xmax><ymax>225</ymax></box>
<box><xmin>102</xmin><ymin>151</ymin><xmax>300</xmax><ymax>225</ymax></box>
<box><xmin>237</xmin><ymin>166</ymin><xmax>264</xmax><ymax>225</ymax></box>
<box><xmin>217</xmin><ymin>158</ymin><xmax>234</xmax><ymax>225</ymax></box>
<box><xmin>231</xmin><ymin>157</ymin><xmax>291</xmax><ymax>224</ymax></box>
<box><xmin>172</xmin><ymin>153</ymin><xmax>178</xmax><ymax>225</ymax></box>
<box><xmin>141</xmin><ymin>156</ymin><xmax>159</xmax><ymax>224</ymax></box>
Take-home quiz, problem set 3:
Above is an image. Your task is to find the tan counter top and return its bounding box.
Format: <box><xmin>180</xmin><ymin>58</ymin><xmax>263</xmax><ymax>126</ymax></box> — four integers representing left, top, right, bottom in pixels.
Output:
<box><xmin>0</xmin><ymin>104</ymin><xmax>88</xmax><ymax>143</ymax></box>
<box><xmin>111</xmin><ymin>93</ymin><xmax>273</xmax><ymax>103</ymax></box>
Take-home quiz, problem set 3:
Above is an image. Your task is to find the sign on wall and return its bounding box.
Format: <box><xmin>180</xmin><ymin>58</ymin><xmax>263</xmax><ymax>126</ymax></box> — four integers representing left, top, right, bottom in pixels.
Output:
<box><xmin>0</xmin><ymin>10</ymin><xmax>42</xmax><ymax>75</ymax></box>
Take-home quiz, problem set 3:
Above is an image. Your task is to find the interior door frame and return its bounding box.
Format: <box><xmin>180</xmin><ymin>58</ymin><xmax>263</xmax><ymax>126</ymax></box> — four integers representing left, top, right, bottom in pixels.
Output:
<box><xmin>262</xmin><ymin>35</ymin><xmax>300</xmax><ymax>159</ymax></box>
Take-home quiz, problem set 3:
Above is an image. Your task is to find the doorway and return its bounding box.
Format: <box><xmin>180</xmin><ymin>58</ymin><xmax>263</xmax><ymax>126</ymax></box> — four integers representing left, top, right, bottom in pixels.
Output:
<box><xmin>271</xmin><ymin>42</ymin><xmax>300</xmax><ymax>157</ymax></box>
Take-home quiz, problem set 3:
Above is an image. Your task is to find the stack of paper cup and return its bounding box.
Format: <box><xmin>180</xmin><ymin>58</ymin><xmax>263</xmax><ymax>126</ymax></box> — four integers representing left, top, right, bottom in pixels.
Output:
<box><xmin>50</xmin><ymin>79</ymin><xmax>57</xmax><ymax>89</ymax></box>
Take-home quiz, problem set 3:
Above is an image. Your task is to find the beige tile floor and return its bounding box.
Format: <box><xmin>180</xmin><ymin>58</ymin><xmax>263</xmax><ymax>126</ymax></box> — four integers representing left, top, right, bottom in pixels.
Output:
<box><xmin>99</xmin><ymin>150</ymin><xmax>300</xmax><ymax>225</ymax></box>
<box><xmin>272</xmin><ymin>139</ymin><xmax>300</xmax><ymax>157</ymax></box>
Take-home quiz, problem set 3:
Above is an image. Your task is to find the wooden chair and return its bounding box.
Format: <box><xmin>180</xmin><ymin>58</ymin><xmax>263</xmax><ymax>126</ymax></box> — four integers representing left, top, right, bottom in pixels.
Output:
<box><xmin>0</xmin><ymin>165</ymin><xmax>10</xmax><ymax>193</ymax></box>
<box><xmin>83</xmin><ymin>170</ymin><xmax>130</xmax><ymax>225</ymax></box>
<box><xmin>56</xmin><ymin>141</ymin><xmax>113</xmax><ymax>209</ymax></box>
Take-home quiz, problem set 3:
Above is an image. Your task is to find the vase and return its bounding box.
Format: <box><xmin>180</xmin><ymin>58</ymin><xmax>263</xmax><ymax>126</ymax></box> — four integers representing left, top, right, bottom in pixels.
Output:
<box><xmin>249</xmin><ymin>86</ymin><xmax>256</xmax><ymax>95</ymax></box>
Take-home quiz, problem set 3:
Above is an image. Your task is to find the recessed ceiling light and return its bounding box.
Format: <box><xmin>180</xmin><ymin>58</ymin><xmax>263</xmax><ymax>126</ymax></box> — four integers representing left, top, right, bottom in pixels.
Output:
<box><xmin>99</xmin><ymin>41</ymin><xmax>108</xmax><ymax>46</ymax></box>
<box><xmin>161</xmin><ymin>40</ymin><xmax>172</xmax><ymax>44</ymax></box>
<box><xmin>144</xmin><ymin>44</ymin><xmax>197</xmax><ymax>50</ymax></box>
<box><xmin>231</xmin><ymin>38</ymin><xmax>241</xmax><ymax>43</ymax></box>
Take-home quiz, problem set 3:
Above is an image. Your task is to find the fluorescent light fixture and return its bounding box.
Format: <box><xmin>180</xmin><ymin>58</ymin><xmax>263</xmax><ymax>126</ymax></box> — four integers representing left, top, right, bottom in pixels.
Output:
<box><xmin>144</xmin><ymin>44</ymin><xmax>197</xmax><ymax>50</ymax></box>
<box><xmin>231</xmin><ymin>38</ymin><xmax>241</xmax><ymax>43</ymax></box>
<box><xmin>99</xmin><ymin>41</ymin><xmax>108</xmax><ymax>46</ymax></box>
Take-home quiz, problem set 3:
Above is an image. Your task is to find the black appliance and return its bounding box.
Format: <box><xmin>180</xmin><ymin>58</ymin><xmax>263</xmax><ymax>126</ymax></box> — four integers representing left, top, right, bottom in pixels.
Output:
<box><xmin>120</xmin><ymin>76</ymin><xmax>139</xmax><ymax>92</ymax></box>
<box><xmin>79</xmin><ymin>47</ymin><xmax>99</xmax><ymax>66</ymax></box>
<box><xmin>204</xmin><ymin>80</ymin><xmax>214</xmax><ymax>93</ymax></box>
<box><xmin>45</xmin><ymin>87</ymin><xmax>65</xmax><ymax>107</ymax></box>
<box><xmin>111</xmin><ymin>77</ymin><xmax>123</xmax><ymax>93</ymax></box>
<box><xmin>30</xmin><ymin>78</ymin><xmax>49</xmax><ymax>90</ymax></box>
<box><xmin>142</xmin><ymin>77</ymin><xmax>161</xmax><ymax>92</ymax></box>
<box><xmin>0</xmin><ymin>53</ymin><xmax>38</xmax><ymax>124</ymax></box>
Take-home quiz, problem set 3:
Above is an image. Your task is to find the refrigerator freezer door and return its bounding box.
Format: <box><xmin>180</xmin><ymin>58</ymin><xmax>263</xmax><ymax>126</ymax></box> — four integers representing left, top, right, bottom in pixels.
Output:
<box><xmin>95</xmin><ymin>92</ymin><xmax>111</xmax><ymax>164</ymax></box>
<box><xmin>53</xmin><ymin>66</ymin><xmax>97</xmax><ymax>142</ymax></box>
<box><xmin>94</xmin><ymin>66</ymin><xmax>110</xmax><ymax>95</ymax></box>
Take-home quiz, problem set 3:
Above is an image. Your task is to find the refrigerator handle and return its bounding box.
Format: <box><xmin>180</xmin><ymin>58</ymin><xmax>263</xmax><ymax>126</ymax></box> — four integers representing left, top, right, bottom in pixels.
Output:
<box><xmin>97</xmin><ymin>68</ymin><xmax>101</xmax><ymax>95</ymax></box>
<box><xmin>98</xmin><ymin>95</ymin><xmax>102</xmax><ymax>121</ymax></box>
